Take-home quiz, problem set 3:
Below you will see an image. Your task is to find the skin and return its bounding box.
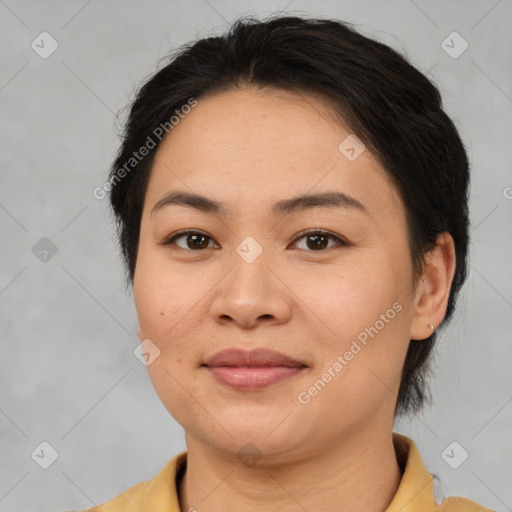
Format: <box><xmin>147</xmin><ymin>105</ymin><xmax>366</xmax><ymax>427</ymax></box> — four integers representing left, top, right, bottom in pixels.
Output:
<box><xmin>133</xmin><ymin>86</ymin><xmax>456</xmax><ymax>512</ymax></box>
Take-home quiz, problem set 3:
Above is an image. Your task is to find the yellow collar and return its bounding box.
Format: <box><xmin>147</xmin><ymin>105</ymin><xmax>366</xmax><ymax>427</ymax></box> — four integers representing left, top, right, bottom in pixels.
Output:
<box><xmin>88</xmin><ymin>433</ymin><xmax>492</xmax><ymax>511</ymax></box>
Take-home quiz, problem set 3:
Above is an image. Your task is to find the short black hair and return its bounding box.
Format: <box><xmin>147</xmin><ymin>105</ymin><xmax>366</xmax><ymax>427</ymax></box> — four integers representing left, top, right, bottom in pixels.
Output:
<box><xmin>107</xmin><ymin>14</ymin><xmax>470</xmax><ymax>417</ymax></box>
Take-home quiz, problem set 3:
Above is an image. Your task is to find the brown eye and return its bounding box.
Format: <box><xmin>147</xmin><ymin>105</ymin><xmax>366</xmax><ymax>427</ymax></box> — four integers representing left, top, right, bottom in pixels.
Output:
<box><xmin>162</xmin><ymin>231</ymin><xmax>217</xmax><ymax>250</ymax></box>
<box><xmin>292</xmin><ymin>230</ymin><xmax>349</xmax><ymax>251</ymax></box>
<box><xmin>161</xmin><ymin>229</ymin><xmax>348</xmax><ymax>252</ymax></box>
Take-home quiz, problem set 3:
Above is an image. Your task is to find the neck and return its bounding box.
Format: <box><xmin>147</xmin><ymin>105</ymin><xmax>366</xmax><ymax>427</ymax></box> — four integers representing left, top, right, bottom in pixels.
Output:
<box><xmin>178</xmin><ymin>428</ymin><xmax>402</xmax><ymax>512</ymax></box>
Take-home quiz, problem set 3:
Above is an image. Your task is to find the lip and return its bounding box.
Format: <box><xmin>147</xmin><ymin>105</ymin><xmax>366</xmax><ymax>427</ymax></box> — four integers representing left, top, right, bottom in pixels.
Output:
<box><xmin>202</xmin><ymin>348</ymin><xmax>307</xmax><ymax>390</ymax></box>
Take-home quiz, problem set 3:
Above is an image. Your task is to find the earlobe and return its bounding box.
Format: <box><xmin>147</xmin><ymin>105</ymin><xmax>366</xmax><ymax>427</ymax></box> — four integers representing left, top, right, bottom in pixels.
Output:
<box><xmin>410</xmin><ymin>232</ymin><xmax>456</xmax><ymax>340</ymax></box>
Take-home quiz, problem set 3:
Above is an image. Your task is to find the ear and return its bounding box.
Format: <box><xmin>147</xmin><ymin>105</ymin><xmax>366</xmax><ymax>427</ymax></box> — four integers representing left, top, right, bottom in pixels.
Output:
<box><xmin>409</xmin><ymin>232</ymin><xmax>457</xmax><ymax>341</ymax></box>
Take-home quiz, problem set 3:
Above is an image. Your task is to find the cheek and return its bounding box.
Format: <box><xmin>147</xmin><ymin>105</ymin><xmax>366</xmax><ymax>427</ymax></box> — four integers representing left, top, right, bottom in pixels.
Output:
<box><xmin>133</xmin><ymin>245</ymin><xmax>197</xmax><ymax>338</ymax></box>
<box><xmin>294</xmin><ymin>291</ymin><xmax>409</xmax><ymax>429</ymax></box>
<box><xmin>293</xmin><ymin>255</ymin><xmax>411</xmax><ymax>390</ymax></box>
<box><xmin>289</xmin><ymin>256</ymin><xmax>407</xmax><ymax>340</ymax></box>
<box><xmin>133</xmin><ymin>255</ymin><xmax>206</xmax><ymax>424</ymax></box>
<box><xmin>133</xmin><ymin>247</ymin><xmax>215</xmax><ymax>383</ymax></box>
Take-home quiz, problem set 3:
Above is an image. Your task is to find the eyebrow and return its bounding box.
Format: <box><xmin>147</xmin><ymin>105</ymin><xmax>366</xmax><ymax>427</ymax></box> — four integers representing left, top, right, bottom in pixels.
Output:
<box><xmin>150</xmin><ymin>190</ymin><xmax>370</xmax><ymax>218</ymax></box>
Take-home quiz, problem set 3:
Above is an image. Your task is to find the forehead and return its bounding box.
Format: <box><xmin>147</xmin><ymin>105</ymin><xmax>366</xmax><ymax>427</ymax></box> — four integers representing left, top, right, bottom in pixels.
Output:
<box><xmin>144</xmin><ymin>87</ymin><xmax>403</xmax><ymax>222</ymax></box>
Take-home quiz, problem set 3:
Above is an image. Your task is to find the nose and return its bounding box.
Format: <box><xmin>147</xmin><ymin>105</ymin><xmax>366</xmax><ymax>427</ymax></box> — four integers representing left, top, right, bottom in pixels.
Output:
<box><xmin>209</xmin><ymin>246</ymin><xmax>292</xmax><ymax>330</ymax></box>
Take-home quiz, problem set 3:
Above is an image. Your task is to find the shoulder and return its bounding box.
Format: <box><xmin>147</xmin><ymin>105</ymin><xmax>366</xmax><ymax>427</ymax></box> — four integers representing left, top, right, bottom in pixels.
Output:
<box><xmin>66</xmin><ymin>451</ymin><xmax>186</xmax><ymax>512</ymax></box>
<box><xmin>439</xmin><ymin>496</ymin><xmax>495</xmax><ymax>511</ymax></box>
<box><xmin>391</xmin><ymin>434</ymin><xmax>494</xmax><ymax>512</ymax></box>
<box><xmin>71</xmin><ymin>479</ymin><xmax>151</xmax><ymax>512</ymax></box>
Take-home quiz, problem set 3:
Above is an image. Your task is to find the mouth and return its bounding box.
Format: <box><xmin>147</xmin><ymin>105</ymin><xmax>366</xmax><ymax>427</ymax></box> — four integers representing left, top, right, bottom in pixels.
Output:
<box><xmin>202</xmin><ymin>348</ymin><xmax>308</xmax><ymax>390</ymax></box>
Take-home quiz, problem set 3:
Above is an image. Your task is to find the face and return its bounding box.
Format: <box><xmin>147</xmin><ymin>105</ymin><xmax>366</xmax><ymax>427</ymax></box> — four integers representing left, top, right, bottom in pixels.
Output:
<box><xmin>134</xmin><ymin>87</ymin><xmax>420</xmax><ymax>462</ymax></box>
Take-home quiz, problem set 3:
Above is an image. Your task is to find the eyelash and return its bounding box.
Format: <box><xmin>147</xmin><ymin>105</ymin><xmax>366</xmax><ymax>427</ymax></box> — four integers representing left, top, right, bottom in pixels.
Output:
<box><xmin>160</xmin><ymin>228</ymin><xmax>350</xmax><ymax>252</ymax></box>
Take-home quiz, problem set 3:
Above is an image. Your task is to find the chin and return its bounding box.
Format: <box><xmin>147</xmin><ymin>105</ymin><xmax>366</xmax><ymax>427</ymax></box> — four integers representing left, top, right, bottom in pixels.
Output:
<box><xmin>186</xmin><ymin>411</ymin><xmax>305</xmax><ymax>455</ymax></box>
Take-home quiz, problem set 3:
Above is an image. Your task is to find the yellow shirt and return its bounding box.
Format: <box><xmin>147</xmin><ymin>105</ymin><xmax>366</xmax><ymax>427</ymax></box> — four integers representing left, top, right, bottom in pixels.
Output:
<box><xmin>77</xmin><ymin>433</ymin><xmax>492</xmax><ymax>511</ymax></box>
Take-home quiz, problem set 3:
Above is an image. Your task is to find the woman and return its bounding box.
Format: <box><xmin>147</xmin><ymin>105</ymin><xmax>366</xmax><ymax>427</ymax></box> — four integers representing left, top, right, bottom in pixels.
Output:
<box><xmin>79</xmin><ymin>14</ymin><xmax>493</xmax><ymax>512</ymax></box>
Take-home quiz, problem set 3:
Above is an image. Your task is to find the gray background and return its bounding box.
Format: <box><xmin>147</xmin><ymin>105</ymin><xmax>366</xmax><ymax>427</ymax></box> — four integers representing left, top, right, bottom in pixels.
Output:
<box><xmin>1</xmin><ymin>0</ymin><xmax>511</xmax><ymax>511</ymax></box>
